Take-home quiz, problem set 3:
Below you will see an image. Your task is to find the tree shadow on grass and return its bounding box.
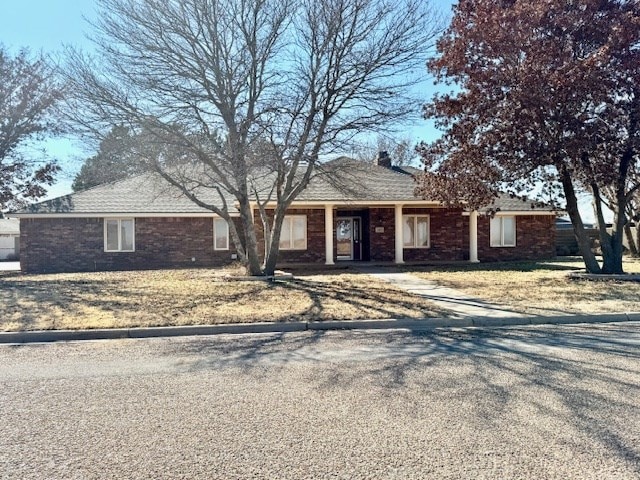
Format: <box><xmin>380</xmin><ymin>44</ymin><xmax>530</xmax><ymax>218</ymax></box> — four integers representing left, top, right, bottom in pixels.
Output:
<box><xmin>275</xmin><ymin>276</ymin><xmax>453</xmax><ymax>321</ymax></box>
<box><xmin>388</xmin><ymin>259</ymin><xmax>640</xmax><ymax>317</ymax></box>
<box><xmin>0</xmin><ymin>269</ymin><xmax>452</xmax><ymax>331</ymax></box>
<box><xmin>399</xmin><ymin>258</ymin><xmax>588</xmax><ymax>274</ymax></box>
<box><xmin>0</xmin><ymin>276</ymin><xmax>267</xmax><ymax>331</ymax></box>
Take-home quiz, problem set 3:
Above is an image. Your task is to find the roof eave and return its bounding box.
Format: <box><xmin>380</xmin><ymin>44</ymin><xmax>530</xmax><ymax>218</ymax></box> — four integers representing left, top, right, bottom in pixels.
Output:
<box><xmin>11</xmin><ymin>212</ymin><xmax>238</xmax><ymax>219</ymax></box>
<box><xmin>461</xmin><ymin>210</ymin><xmax>557</xmax><ymax>216</ymax></box>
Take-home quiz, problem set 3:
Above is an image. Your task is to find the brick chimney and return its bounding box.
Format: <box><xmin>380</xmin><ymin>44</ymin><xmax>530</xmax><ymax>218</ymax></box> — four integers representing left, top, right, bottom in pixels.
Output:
<box><xmin>376</xmin><ymin>150</ymin><xmax>391</xmax><ymax>168</ymax></box>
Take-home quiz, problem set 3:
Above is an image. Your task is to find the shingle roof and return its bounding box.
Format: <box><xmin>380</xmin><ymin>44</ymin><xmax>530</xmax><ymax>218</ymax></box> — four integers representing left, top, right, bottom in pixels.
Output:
<box><xmin>392</xmin><ymin>165</ymin><xmax>556</xmax><ymax>213</ymax></box>
<box><xmin>485</xmin><ymin>194</ymin><xmax>555</xmax><ymax>213</ymax></box>
<box><xmin>19</xmin><ymin>173</ymin><xmax>239</xmax><ymax>215</ymax></box>
<box><xmin>14</xmin><ymin>157</ymin><xmax>555</xmax><ymax>215</ymax></box>
<box><xmin>296</xmin><ymin>158</ymin><xmax>418</xmax><ymax>202</ymax></box>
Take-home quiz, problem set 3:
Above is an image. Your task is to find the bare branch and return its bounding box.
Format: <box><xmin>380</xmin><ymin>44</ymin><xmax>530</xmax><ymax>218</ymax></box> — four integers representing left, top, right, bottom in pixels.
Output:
<box><xmin>62</xmin><ymin>0</ymin><xmax>443</xmax><ymax>274</ymax></box>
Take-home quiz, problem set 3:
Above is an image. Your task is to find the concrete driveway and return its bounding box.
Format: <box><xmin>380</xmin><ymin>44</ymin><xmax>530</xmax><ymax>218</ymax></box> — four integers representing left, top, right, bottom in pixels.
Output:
<box><xmin>1</xmin><ymin>324</ymin><xmax>639</xmax><ymax>479</ymax></box>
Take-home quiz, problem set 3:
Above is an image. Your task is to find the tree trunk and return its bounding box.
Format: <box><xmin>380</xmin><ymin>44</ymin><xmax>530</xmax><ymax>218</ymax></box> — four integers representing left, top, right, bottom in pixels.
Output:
<box><xmin>602</xmin><ymin>197</ymin><xmax>627</xmax><ymax>274</ymax></box>
<box><xmin>263</xmin><ymin>241</ymin><xmax>280</xmax><ymax>277</ymax></box>
<box><xmin>601</xmin><ymin>229</ymin><xmax>625</xmax><ymax>274</ymax></box>
<box><xmin>561</xmin><ymin>170</ymin><xmax>601</xmax><ymax>273</ymax></box>
<box><xmin>262</xmin><ymin>204</ymin><xmax>288</xmax><ymax>276</ymax></box>
<box><xmin>237</xmin><ymin>199</ymin><xmax>263</xmax><ymax>276</ymax></box>
<box><xmin>591</xmin><ymin>186</ymin><xmax>623</xmax><ymax>274</ymax></box>
<box><xmin>601</xmin><ymin>103</ymin><xmax>639</xmax><ymax>272</ymax></box>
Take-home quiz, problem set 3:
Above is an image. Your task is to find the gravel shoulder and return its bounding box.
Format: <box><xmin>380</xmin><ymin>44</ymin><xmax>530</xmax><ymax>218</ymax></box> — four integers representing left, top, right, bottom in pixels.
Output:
<box><xmin>1</xmin><ymin>324</ymin><xmax>639</xmax><ymax>479</ymax></box>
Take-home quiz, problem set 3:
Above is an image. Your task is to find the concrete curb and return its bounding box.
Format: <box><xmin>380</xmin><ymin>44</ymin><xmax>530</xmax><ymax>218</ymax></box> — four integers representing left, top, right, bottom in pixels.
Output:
<box><xmin>127</xmin><ymin>322</ymin><xmax>307</xmax><ymax>338</ymax></box>
<box><xmin>0</xmin><ymin>322</ymin><xmax>307</xmax><ymax>344</ymax></box>
<box><xmin>1</xmin><ymin>313</ymin><xmax>639</xmax><ymax>344</ymax></box>
<box><xmin>307</xmin><ymin>318</ymin><xmax>474</xmax><ymax>331</ymax></box>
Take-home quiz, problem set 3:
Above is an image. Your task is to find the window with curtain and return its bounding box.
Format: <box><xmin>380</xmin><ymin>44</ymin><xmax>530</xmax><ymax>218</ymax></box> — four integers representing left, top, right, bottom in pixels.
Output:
<box><xmin>403</xmin><ymin>215</ymin><xmax>430</xmax><ymax>248</ymax></box>
<box><xmin>490</xmin><ymin>216</ymin><xmax>516</xmax><ymax>247</ymax></box>
<box><xmin>104</xmin><ymin>219</ymin><xmax>135</xmax><ymax>252</ymax></box>
<box><xmin>279</xmin><ymin>215</ymin><xmax>307</xmax><ymax>250</ymax></box>
<box><xmin>213</xmin><ymin>218</ymin><xmax>229</xmax><ymax>250</ymax></box>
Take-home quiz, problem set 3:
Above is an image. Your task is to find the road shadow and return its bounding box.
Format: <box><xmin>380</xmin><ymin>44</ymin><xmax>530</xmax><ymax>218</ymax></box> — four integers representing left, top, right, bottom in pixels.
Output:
<box><xmin>158</xmin><ymin>324</ymin><xmax>640</xmax><ymax>473</ymax></box>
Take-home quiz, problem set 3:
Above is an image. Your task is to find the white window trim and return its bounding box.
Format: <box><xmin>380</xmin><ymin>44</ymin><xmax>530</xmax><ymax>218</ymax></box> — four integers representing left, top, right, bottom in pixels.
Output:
<box><xmin>280</xmin><ymin>215</ymin><xmax>307</xmax><ymax>251</ymax></box>
<box><xmin>104</xmin><ymin>218</ymin><xmax>135</xmax><ymax>252</ymax></box>
<box><xmin>403</xmin><ymin>215</ymin><xmax>430</xmax><ymax>249</ymax></box>
<box><xmin>213</xmin><ymin>218</ymin><xmax>229</xmax><ymax>251</ymax></box>
<box><xmin>490</xmin><ymin>216</ymin><xmax>517</xmax><ymax>247</ymax></box>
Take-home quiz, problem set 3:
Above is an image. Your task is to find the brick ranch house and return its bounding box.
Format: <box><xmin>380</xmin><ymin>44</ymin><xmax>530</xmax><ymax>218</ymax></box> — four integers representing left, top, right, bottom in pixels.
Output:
<box><xmin>11</xmin><ymin>157</ymin><xmax>556</xmax><ymax>273</ymax></box>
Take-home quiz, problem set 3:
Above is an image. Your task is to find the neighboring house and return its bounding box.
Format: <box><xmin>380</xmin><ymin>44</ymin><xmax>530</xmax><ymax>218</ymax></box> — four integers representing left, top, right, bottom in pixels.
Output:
<box><xmin>555</xmin><ymin>217</ymin><xmax>599</xmax><ymax>256</ymax></box>
<box><xmin>12</xmin><ymin>156</ymin><xmax>556</xmax><ymax>273</ymax></box>
<box><xmin>0</xmin><ymin>218</ymin><xmax>20</xmax><ymax>260</ymax></box>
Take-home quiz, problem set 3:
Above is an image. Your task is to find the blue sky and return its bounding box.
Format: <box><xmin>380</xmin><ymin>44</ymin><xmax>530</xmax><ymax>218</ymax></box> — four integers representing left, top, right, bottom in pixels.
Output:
<box><xmin>1</xmin><ymin>1</ymin><xmax>96</xmax><ymax>51</ymax></box>
<box><xmin>3</xmin><ymin>0</ymin><xmax>455</xmax><ymax>199</ymax></box>
<box><xmin>2</xmin><ymin>0</ymin><xmax>98</xmax><ymax>196</ymax></box>
<box><xmin>5</xmin><ymin>1</ymin><xmax>595</xmax><ymax>221</ymax></box>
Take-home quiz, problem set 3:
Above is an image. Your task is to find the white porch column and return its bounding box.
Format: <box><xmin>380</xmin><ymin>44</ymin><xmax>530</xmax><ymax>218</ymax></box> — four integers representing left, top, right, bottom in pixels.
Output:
<box><xmin>394</xmin><ymin>204</ymin><xmax>404</xmax><ymax>264</ymax></box>
<box><xmin>325</xmin><ymin>204</ymin><xmax>334</xmax><ymax>265</ymax></box>
<box><xmin>469</xmin><ymin>210</ymin><xmax>479</xmax><ymax>263</ymax></box>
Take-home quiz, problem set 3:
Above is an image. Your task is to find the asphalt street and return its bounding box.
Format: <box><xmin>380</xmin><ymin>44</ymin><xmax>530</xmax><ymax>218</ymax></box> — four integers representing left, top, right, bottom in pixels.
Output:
<box><xmin>1</xmin><ymin>324</ymin><xmax>639</xmax><ymax>479</ymax></box>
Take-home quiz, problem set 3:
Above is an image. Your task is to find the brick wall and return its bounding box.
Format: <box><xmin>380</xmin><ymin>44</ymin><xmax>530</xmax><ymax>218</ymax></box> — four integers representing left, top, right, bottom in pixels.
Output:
<box><xmin>20</xmin><ymin>217</ymin><xmax>237</xmax><ymax>273</ymax></box>
<box><xmin>461</xmin><ymin>214</ymin><xmax>556</xmax><ymax>262</ymax></box>
<box><xmin>254</xmin><ymin>208</ymin><xmax>327</xmax><ymax>264</ymax></box>
<box><xmin>368</xmin><ymin>208</ymin><xmax>395</xmax><ymax>261</ymax></box>
<box><xmin>20</xmin><ymin>210</ymin><xmax>557</xmax><ymax>273</ymax></box>
<box><xmin>365</xmin><ymin>208</ymin><xmax>554</xmax><ymax>263</ymax></box>
<box><xmin>402</xmin><ymin>207</ymin><xmax>467</xmax><ymax>262</ymax></box>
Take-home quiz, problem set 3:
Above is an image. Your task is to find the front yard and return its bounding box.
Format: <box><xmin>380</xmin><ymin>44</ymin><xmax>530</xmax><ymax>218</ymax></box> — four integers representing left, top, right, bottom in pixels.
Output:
<box><xmin>2</xmin><ymin>257</ymin><xmax>639</xmax><ymax>332</ymax></box>
<box><xmin>0</xmin><ymin>267</ymin><xmax>446</xmax><ymax>332</ymax></box>
<box><xmin>408</xmin><ymin>257</ymin><xmax>640</xmax><ymax>316</ymax></box>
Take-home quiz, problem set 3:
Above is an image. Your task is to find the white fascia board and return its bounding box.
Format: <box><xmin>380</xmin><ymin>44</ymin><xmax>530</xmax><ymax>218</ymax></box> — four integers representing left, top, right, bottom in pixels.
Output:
<box><xmin>11</xmin><ymin>212</ymin><xmax>240</xmax><ymax>219</ymax></box>
<box><xmin>461</xmin><ymin>211</ymin><xmax>556</xmax><ymax>216</ymax></box>
<box><xmin>253</xmin><ymin>200</ymin><xmax>443</xmax><ymax>209</ymax></box>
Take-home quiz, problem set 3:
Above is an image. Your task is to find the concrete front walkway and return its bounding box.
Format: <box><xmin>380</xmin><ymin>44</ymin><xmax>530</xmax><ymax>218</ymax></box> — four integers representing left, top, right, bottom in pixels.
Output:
<box><xmin>361</xmin><ymin>268</ymin><xmax>525</xmax><ymax>319</ymax></box>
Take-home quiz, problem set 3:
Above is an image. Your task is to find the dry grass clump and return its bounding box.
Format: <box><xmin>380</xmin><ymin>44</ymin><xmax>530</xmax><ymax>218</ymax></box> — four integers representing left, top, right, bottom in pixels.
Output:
<box><xmin>408</xmin><ymin>258</ymin><xmax>640</xmax><ymax>316</ymax></box>
<box><xmin>0</xmin><ymin>267</ymin><xmax>445</xmax><ymax>332</ymax></box>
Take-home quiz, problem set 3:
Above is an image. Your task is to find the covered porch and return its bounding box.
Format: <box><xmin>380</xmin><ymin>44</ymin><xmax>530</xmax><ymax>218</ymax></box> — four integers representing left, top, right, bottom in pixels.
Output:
<box><xmin>320</xmin><ymin>203</ymin><xmax>479</xmax><ymax>266</ymax></box>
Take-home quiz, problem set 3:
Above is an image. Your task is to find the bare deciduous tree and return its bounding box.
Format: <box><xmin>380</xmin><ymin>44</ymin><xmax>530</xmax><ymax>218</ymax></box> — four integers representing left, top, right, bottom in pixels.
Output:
<box><xmin>0</xmin><ymin>46</ymin><xmax>62</xmax><ymax>212</ymax></box>
<box><xmin>353</xmin><ymin>135</ymin><xmax>419</xmax><ymax>166</ymax></box>
<box><xmin>62</xmin><ymin>0</ymin><xmax>442</xmax><ymax>275</ymax></box>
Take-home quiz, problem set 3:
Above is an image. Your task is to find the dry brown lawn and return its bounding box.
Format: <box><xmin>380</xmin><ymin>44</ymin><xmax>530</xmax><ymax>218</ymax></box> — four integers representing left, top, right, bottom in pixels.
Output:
<box><xmin>0</xmin><ymin>267</ymin><xmax>448</xmax><ymax>332</ymax></box>
<box><xmin>408</xmin><ymin>257</ymin><xmax>640</xmax><ymax>316</ymax></box>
